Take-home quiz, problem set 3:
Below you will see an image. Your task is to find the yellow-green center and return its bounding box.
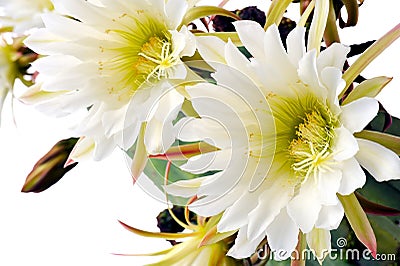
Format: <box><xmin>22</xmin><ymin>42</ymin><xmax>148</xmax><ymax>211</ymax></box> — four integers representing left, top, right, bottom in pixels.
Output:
<box><xmin>268</xmin><ymin>93</ymin><xmax>339</xmax><ymax>185</ymax></box>
<box><xmin>101</xmin><ymin>14</ymin><xmax>176</xmax><ymax>102</ymax></box>
<box><xmin>288</xmin><ymin>106</ymin><xmax>337</xmax><ymax>183</ymax></box>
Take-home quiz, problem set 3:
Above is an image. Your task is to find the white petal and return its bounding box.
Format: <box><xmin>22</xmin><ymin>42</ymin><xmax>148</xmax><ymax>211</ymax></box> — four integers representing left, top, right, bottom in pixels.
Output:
<box><xmin>287</xmin><ymin>178</ymin><xmax>321</xmax><ymax>233</ymax></box>
<box><xmin>321</xmin><ymin>67</ymin><xmax>345</xmax><ymax>104</ymax></box>
<box><xmin>93</xmin><ymin>135</ymin><xmax>115</xmax><ymax>160</ymax></box>
<box><xmin>224</xmin><ymin>39</ymin><xmax>255</xmax><ymax>80</ymax></box>
<box><xmin>196</xmin><ymin>36</ymin><xmax>227</xmax><ymax>67</ymax></box>
<box><xmin>355</xmin><ymin>138</ymin><xmax>400</xmax><ymax>181</ymax></box>
<box><xmin>166</xmin><ymin>176</ymin><xmax>208</xmax><ymax>197</ymax></box>
<box><xmin>180</xmin><ymin>150</ymin><xmax>230</xmax><ymax>174</ymax></box>
<box><xmin>265</xmin><ymin>208</ymin><xmax>299</xmax><ymax>260</ymax></box>
<box><xmin>332</xmin><ymin>126</ymin><xmax>359</xmax><ymax>161</ymax></box>
<box><xmin>340</xmin><ymin>97</ymin><xmax>379</xmax><ymax>133</ymax></box>
<box><xmin>247</xmin><ymin>182</ymin><xmax>293</xmax><ymax>240</ymax></box>
<box><xmin>101</xmin><ymin>106</ymin><xmax>126</xmax><ymax>138</ymax></box>
<box><xmin>317</xmin><ymin>168</ymin><xmax>341</xmax><ymax>205</ymax></box>
<box><xmin>317</xmin><ymin>43</ymin><xmax>350</xmax><ymax>73</ymax></box>
<box><xmin>233</xmin><ymin>20</ymin><xmax>265</xmax><ymax>59</ymax></box>
<box><xmin>315</xmin><ymin>203</ymin><xmax>344</xmax><ymax>230</ymax></box>
<box><xmin>227</xmin><ymin>225</ymin><xmax>265</xmax><ymax>259</ymax></box>
<box><xmin>144</xmin><ymin>90</ymin><xmax>184</xmax><ymax>154</ymax></box>
<box><xmin>338</xmin><ymin>157</ymin><xmax>366</xmax><ymax>195</ymax></box>
<box><xmin>286</xmin><ymin>27</ymin><xmax>306</xmax><ymax>68</ymax></box>
<box><xmin>52</xmin><ymin>0</ymin><xmax>109</xmax><ymax>25</ymax></box>
<box><xmin>144</xmin><ymin>117</ymin><xmax>173</xmax><ymax>154</ymax></box>
<box><xmin>68</xmin><ymin>137</ymin><xmax>95</xmax><ymax>163</ymax></box>
<box><xmin>174</xmin><ymin>116</ymin><xmax>230</xmax><ymax>149</ymax></box>
<box><xmin>23</xmin><ymin>28</ymin><xmax>66</xmax><ymax>55</ymax></box>
<box><xmin>218</xmin><ymin>192</ymin><xmax>259</xmax><ymax>232</ymax></box>
<box><xmin>165</xmin><ymin>0</ymin><xmax>188</xmax><ymax>29</ymax></box>
<box><xmin>196</xmin><ymin>156</ymin><xmax>248</xmax><ymax>196</ymax></box>
<box><xmin>177</xmin><ymin>26</ymin><xmax>196</xmax><ymax>57</ymax></box>
<box><xmin>298</xmin><ymin>50</ymin><xmax>327</xmax><ymax>100</ymax></box>
<box><xmin>306</xmin><ymin>228</ymin><xmax>331</xmax><ymax>264</ymax></box>
<box><xmin>263</xmin><ymin>25</ymin><xmax>297</xmax><ymax>83</ymax></box>
<box><xmin>41</xmin><ymin>13</ymin><xmax>101</xmax><ymax>40</ymax></box>
<box><xmin>30</xmin><ymin>55</ymin><xmax>81</xmax><ymax>77</ymax></box>
<box><xmin>189</xmin><ymin>189</ymin><xmax>240</xmax><ymax>217</ymax></box>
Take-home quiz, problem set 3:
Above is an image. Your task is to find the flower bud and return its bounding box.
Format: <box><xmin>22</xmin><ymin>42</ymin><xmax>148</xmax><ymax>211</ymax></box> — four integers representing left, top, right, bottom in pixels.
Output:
<box><xmin>21</xmin><ymin>138</ymin><xmax>79</xmax><ymax>193</ymax></box>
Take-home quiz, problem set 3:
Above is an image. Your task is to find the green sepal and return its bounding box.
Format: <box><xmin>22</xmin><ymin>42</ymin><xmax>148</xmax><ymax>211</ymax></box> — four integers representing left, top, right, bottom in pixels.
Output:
<box><xmin>341</xmin><ymin>23</ymin><xmax>400</xmax><ymax>98</ymax></box>
<box><xmin>342</xmin><ymin>76</ymin><xmax>392</xmax><ymax>105</ymax></box>
<box><xmin>180</xmin><ymin>6</ymin><xmax>240</xmax><ymax>28</ymax></box>
<box><xmin>338</xmin><ymin>193</ymin><xmax>377</xmax><ymax>258</ymax></box>
<box><xmin>354</xmin><ymin>130</ymin><xmax>400</xmax><ymax>155</ymax></box>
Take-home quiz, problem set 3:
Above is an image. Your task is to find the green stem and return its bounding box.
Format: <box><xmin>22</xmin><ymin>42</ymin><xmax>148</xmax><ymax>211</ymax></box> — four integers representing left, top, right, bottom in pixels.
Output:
<box><xmin>323</xmin><ymin>0</ymin><xmax>341</xmax><ymax>46</ymax></box>
<box><xmin>340</xmin><ymin>23</ymin><xmax>400</xmax><ymax>98</ymax></box>
<box><xmin>264</xmin><ymin>0</ymin><xmax>293</xmax><ymax>30</ymax></box>
<box><xmin>341</xmin><ymin>0</ymin><xmax>359</xmax><ymax>27</ymax></box>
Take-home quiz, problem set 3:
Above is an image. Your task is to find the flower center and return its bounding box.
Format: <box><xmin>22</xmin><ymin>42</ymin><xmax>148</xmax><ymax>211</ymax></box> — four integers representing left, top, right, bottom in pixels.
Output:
<box><xmin>288</xmin><ymin>105</ymin><xmax>337</xmax><ymax>183</ymax></box>
<box><xmin>137</xmin><ymin>35</ymin><xmax>177</xmax><ymax>81</ymax></box>
<box><xmin>100</xmin><ymin>15</ymin><xmax>175</xmax><ymax>102</ymax></box>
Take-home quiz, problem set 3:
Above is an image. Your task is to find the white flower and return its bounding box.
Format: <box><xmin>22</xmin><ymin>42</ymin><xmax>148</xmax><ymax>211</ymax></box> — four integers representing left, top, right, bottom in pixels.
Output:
<box><xmin>0</xmin><ymin>0</ymin><xmax>54</xmax><ymax>33</ymax></box>
<box><xmin>167</xmin><ymin>21</ymin><xmax>400</xmax><ymax>260</ymax></box>
<box><xmin>21</xmin><ymin>0</ymin><xmax>197</xmax><ymax>160</ymax></box>
<box><xmin>0</xmin><ymin>38</ymin><xmax>16</xmax><ymax>120</ymax></box>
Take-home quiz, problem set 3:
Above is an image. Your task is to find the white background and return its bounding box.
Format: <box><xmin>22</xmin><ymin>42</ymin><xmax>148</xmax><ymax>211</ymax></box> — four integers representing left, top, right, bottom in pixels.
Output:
<box><xmin>0</xmin><ymin>0</ymin><xmax>399</xmax><ymax>265</ymax></box>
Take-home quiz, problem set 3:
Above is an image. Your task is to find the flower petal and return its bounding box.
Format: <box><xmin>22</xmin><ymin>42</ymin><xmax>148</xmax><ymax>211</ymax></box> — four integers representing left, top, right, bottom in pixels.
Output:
<box><xmin>166</xmin><ymin>176</ymin><xmax>208</xmax><ymax>197</ymax></box>
<box><xmin>317</xmin><ymin>168</ymin><xmax>342</xmax><ymax>205</ymax></box>
<box><xmin>180</xmin><ymin>150</ymin><xmax>230</xmax><ymax>174</ymax></box>
<box><xmin>340</xmin><ymin>97</ymin><xmax>379</xmax><ymax>133</ymax></box>
<box><xmin>233</xmin><ymin>20</ymin><xmax>265</xmax><ymax>59</ymax></box>
<box><xmin>287</xmin><ymin>178</ymin><xmax>322</xmax><ymax>233</ymax></box>
<box><xmin>217</xmin><ymin>192</ymin><xmax>259</xmax><ymax>233</ymax></box>
<box><xmin>298</xmin><ymin>50</ymin><xmax>327</xmax><ymax>100</ymax></box>
<box><xmin>321</xmin><ymin>67</ymin><xmax>345</xmax><ymax>104</ymax></box>
<box><xmin>306</xmin><ymin>228</ymin><xmax>331</xmax><ymax>264</ymax></box>
<box><xmin>265</xmin><ymin>208</ymin><xmax>299</xmax><ymax>260</ymax></box>
<box><xmin>286</xmin><ymin>27</ymin><xmax>306</xmax><ymax>68</ymax></box>
<box><xmin>355</xmin><ymin>138</ymin><xmax>400</xmax><ymax>181</ymax></box>
<box><xmin>165</xmin><ymin>0</ymin><xmax>188</xmax><ymax>29</ymax></box>
<box><xmin>247</xmin><ymin>181</ymin><xmax>293</xmax><ymax>240</ymax></box>
<box><xmin>227</xmin><ymin>225</ymin><xmax>265</xmax><ymax>259</ymax></box>
<box><xmin>317</xmin><ymin>43</ymin><xmax>350</xmax><ymax>73</ymax></box>
<box><xmin>332</xmin><ymin>126</ymin><xmax>359</xmax><ymax>161</ymax></box>
<box><xmin>338</xmin><ymin>157</ymin><xmax>366</xmax><ymax>195</ymax></box>
<box><xmin>315</xmin><ymin>203</ymin><xmax>344</xmax><ymax>230</ymax></box>
<box><xmin>195</xmin><ymin>36</ymin><xmax>227</xmax><ymax>67</ymax></box>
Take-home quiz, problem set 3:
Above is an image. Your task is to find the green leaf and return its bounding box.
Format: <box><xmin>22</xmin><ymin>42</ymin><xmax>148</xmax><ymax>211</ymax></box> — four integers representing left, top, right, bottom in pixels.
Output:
<box><xmin>358</xmin><ymin>174</ymin><xmax>400</xmax><ymax>211</ymax></box>
<box><xmin>338</xmin><ymin>193</ymin><xmax>377</xmax><ymax>257</ymax></box>
<box><xmin>144</xmin><ymin>158</ymin><xmax>198</xmax><ymax>205</ymax></box>
<box><xmin>368</xmin><ymin>215</ymin><xmax>400</xmax><ymax>257</ymax></box>
<box><xmin>354</xmin><ymin>130</ymin><xmax>400</xmax><ymax>155</ymax></box>
<box><xmin>342</xmin><ymin>76</ymin><xmax>392</xmax><ymax>105</ymax></box>
<box><xmin>340</xmin><ymin>23</ymin><xmax>400</xmax><ymax>98</ymax></box>
<box><xmin>355</xmin><ymin>192</ymin><xmax>400</xmax><ymax>216</ymax></box>
<box><xmin>181</xmin><ymin>6</ymin><xmax>240</xmax><ymax>28</ymax></box>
